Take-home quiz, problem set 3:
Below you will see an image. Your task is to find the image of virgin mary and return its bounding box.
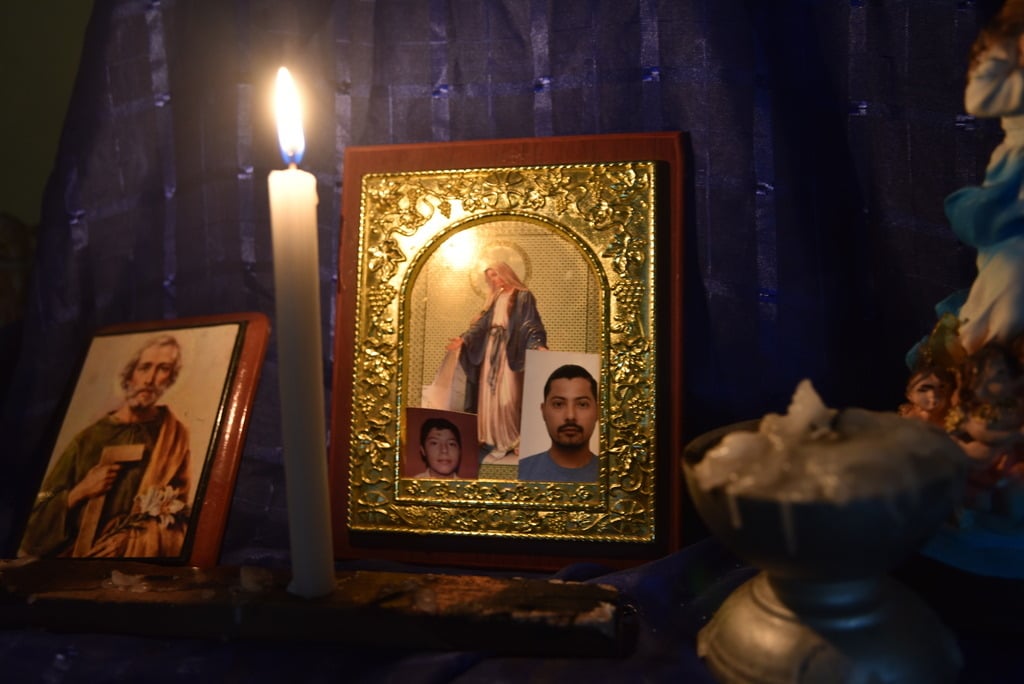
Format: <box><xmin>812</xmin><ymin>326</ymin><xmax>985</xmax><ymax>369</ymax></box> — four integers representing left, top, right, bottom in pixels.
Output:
<box><xmin>446</xmin><ymin>262</ymin><xmax>547</xmax><ymax>462</ymax></box>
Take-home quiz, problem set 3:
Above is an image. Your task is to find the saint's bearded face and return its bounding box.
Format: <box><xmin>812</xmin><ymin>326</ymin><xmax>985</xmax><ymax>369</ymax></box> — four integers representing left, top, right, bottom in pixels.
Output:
<box><xmin>125</xmin><ymin>344</ymin><xmax>179</xmax><ymax>411</ymax></box>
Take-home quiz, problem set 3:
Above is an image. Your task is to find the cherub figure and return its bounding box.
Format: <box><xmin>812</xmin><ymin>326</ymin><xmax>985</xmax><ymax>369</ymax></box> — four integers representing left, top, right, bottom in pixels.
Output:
<box><xmin>898</xmin><ymin>366</ymin><xmax>955</xmax><ymax>428</ymax></box>
<box><xmin>947</xmin><ymin>342</ymin><xmax>1024</xmax><ymax>515</ymax></box>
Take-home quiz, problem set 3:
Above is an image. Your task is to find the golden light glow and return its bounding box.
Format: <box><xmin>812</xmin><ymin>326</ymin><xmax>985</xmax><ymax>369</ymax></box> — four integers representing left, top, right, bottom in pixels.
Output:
<box><xmin>274</xmin><ymin>67</ymin><xmax>305</xmax><ymax>164</ymax></box>
<box><xmin>437</xmin><ymin>229</ymin><xmax>478</xmax><ymax>272</ymax></box>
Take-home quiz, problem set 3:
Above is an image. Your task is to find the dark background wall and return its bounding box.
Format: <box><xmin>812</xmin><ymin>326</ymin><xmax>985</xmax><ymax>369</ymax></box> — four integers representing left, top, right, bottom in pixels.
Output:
<box><xmin>0</xmin><ymin>0</ymin><xmax>1000</xmax><ymax>561</ymax></box>
<box><xmin>0</xmin><ymin>2</ymin><xmax>93</xmax><ymax>227</ymax></box>
<box><xmin>0</xmin><ymin>2</ymin><xmax>93</xmax><ymax>422</ymax></box>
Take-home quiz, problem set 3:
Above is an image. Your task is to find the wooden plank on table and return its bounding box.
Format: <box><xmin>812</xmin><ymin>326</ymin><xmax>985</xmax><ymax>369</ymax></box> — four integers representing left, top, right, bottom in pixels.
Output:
<box><xmin>0</xmin><ymin>558</ymin><xmax>634</xmax><ymax>657</ymax></box>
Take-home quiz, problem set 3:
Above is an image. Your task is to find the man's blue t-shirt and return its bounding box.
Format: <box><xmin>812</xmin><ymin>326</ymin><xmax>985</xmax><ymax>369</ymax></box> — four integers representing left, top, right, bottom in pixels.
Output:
<box><xmin>517</xmin><ymin>450</ymin><xmax>598</xmax><ymax>482</ymax></box>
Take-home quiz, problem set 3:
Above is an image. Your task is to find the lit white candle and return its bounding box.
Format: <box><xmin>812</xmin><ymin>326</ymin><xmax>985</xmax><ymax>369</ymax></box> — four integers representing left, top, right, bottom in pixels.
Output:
<box><xmin>269</xmin><ymin>66</ymin><xmax>335</xmax><ymax>598</ymax></box>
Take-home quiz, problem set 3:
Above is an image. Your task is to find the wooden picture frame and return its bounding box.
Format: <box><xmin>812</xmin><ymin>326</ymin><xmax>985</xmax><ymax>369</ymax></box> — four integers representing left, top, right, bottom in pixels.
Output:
<box><xmin>331</xmin><ymin>133</ymin><xmax>685</xmax><ymax>570</ymax></box>
<box><xmin>18</xmin><ymin>312</ymin><xmax>270</xmax><ymax>567</ymax></box>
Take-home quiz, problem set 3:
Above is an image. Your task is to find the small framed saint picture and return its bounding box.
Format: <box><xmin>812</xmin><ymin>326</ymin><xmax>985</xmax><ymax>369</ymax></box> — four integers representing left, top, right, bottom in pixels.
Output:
<box><xmin>18</xmin><ymin>312</ymin><xmax>269</xmax><ymax>566</ymax></box>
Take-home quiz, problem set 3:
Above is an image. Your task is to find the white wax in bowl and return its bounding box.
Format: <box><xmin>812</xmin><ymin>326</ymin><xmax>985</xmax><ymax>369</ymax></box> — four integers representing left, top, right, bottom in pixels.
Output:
<box><xmin>694</xmin><ymin>380</ymin><xmax>967</xmax><ymax>505</ymax></box>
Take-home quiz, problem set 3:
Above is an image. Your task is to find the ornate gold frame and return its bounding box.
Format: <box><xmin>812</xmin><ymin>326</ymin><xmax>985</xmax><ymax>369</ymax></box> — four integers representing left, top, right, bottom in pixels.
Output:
<box><xmin>331</xmin><ymin>134</ymin><xmax>684</xmax><ymax>569</ymax></box>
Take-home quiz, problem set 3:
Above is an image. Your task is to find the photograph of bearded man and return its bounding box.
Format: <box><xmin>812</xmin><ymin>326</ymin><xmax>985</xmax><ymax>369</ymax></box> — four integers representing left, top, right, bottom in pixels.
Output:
<box><xmin>518</xmin><ymin>361</ymin><xmax>600</xmax><ymax>483</ymax></box>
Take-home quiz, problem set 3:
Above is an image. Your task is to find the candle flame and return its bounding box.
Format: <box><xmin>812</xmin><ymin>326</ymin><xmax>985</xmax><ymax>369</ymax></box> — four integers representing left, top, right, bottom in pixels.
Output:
<box><xmin>275</xmin><ymin>67</ymin><xmax>305</xmax><ymax>165</ymax></box>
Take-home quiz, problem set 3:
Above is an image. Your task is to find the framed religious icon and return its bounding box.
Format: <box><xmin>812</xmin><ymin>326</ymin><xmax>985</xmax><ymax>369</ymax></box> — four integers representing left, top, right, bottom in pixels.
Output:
<box><xmin>17</xmin><ymin>312</ymin><xmax>270</xmax><ymax>567</ymax></box>
<box><xmin>331</xmin><ymin>133</ymin><xmax>685</xmax><ymax>570</ymax></box>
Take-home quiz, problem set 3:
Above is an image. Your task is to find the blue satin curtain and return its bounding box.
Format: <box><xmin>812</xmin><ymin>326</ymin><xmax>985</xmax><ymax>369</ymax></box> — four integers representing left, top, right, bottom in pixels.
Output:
<box><xmin>0</xmin><ymin>0</ymin><xmax>995</xmax><ymax>558</ymax></box>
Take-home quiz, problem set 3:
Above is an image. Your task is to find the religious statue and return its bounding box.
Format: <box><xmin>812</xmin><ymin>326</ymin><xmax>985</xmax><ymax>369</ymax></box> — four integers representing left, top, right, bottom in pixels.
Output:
<box><xmin>906</xmin><ymin>0</ymin><xmax>1024</xmax><ymax>534</ymax></box>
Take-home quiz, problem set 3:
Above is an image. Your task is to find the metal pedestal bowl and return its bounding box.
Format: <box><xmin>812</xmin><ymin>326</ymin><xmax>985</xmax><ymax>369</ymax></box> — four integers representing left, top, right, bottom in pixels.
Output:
<box><xmin>683</xmin><ymin>421</ymin><xmax>962</xmax><ymax>684</ymax></box>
